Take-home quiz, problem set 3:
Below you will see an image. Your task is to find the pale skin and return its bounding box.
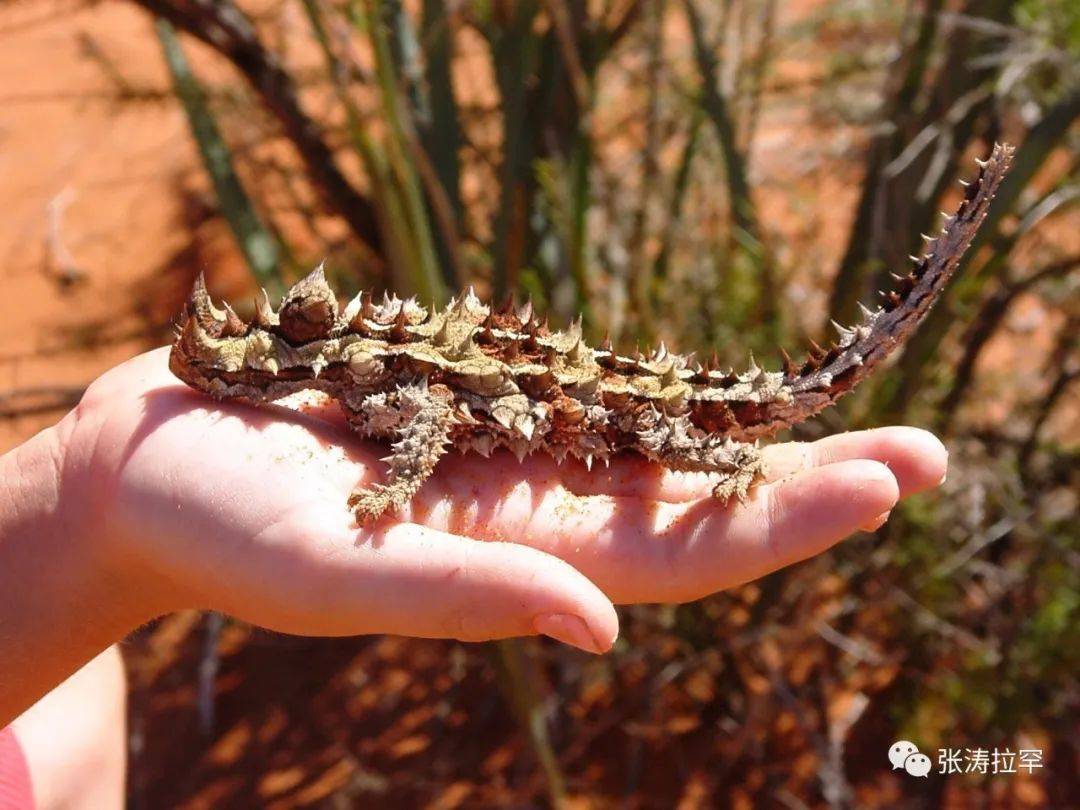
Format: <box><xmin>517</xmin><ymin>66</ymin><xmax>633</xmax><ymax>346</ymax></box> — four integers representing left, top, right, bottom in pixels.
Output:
<box><xmin>1</xmin><ymin>347</ymin><xmax>949</xmax><ymax>730</ymax></box>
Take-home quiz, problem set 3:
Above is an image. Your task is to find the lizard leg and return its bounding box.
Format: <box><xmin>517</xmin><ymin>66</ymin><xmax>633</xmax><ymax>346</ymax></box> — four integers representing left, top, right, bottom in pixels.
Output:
<box><xmin>347</xmin><ymin>383</ymin><xmax>456</xmax><ymax>522</ymax></box>
<box><xmin>637</xmin><ymin>411</ymin><xmax>767</xmax><ymax>503</ymax></box>
<box><xmin>707</xmin><ymin>440</ymin><xmax>766</xmax><ymax>502</ymax></box>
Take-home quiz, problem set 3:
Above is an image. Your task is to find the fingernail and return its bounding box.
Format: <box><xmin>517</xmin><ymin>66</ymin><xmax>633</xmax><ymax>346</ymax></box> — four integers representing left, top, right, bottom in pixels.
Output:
<box><xmin>533</xmin><ymin>613</ymin><xmax>604</xmax><ymax>654</ymax></box>
<box><xmin>861</xmin><ymin>511</ymin><xmax>892</xmax><ymax>532</ymax></box>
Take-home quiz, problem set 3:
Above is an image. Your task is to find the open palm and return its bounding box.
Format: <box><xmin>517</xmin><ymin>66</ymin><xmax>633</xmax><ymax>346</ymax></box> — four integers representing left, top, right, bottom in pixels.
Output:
<box><xmin>60</xmin><ymin>347</ymin><xmax>946</xmax><ymax>653</ymax></box>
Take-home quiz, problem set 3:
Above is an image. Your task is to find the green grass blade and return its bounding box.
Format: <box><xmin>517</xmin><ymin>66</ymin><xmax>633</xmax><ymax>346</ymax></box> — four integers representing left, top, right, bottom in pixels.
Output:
<box><xmin>155</xmin><ymin>19</ymin><xmax>283</xmax><ymax>293</ymax></box>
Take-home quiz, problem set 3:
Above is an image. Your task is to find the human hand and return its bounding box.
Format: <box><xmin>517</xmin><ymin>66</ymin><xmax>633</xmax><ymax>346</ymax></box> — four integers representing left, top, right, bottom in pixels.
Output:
<box><xmin>56</xmin><ymin>348</ymin><xmax>947</xmax><ymax>654</ymax></box>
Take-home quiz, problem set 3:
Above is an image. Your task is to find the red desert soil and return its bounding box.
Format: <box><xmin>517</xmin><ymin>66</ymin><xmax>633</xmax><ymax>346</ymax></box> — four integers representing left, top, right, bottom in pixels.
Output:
<box><xmin>0</xmin><ymin>2</ymin><xmax>1069</xmax><ymax>808</ymax></box>
<box><xmin>0</xmin><ymin>1</ymin><xmax>253</xmax><ymax>452</ymax></box>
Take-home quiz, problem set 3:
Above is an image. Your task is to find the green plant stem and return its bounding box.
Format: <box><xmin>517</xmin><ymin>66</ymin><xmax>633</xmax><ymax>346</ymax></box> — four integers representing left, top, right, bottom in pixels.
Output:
<box><xmin>361</xmin><ymin>0</ymin><xmax>447</xmax><ymax>303</ymax></box>
<box><xmin>491</xmin><ymin>639</ymin><xmax>567</xmax><ymax>808</ymax></box>
<box><xmin>683</xmin><ymin>0</ymin><xmax>777</xmax><ymax>345</ymax></box>
<box><xmin>155</xmin><ymin>19</ymin><xmax>283</xmax><ymax>293</ymax></box>
<box><xmin>136</xmin><ymin>0</ymin><xmax>385</xmax><ymax>267</ymax></box>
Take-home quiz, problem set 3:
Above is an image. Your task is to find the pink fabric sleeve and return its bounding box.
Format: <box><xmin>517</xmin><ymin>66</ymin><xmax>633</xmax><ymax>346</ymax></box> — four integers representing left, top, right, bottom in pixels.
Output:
<box><xmin>0</xmin><ymin>727</ymin><xmax>34</xmax><ymax>810</ymax></box>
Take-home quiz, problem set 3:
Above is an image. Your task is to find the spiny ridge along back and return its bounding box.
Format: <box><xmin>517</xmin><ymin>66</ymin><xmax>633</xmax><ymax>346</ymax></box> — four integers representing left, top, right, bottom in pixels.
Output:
<box><xmin>169</xmin><ymin>144</ymin><xmax>1014</xmax><ymax>521</ymax></box>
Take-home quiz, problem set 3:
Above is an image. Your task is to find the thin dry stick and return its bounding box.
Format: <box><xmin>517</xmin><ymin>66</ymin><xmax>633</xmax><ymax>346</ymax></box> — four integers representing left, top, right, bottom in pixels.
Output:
<box><xmin>544</xmin><ymin>0</ymin><xmax>591</xmax><ymax>113</ymax></box>
<box><xmin>628</xmin><ymin>0</ymin><xmax>663</xmax><ymax>340</ymax></box>
<box><xmin>937</xmin><ymin>254</ymin><xmax>1079</xmax><ymax>433</ymax></box>
<box><xmin>133</xmin><ymin>0</ymin><xmax>386</xmax><ymax>264</ymax></box>
<box><xmin>683</xmin><ymin>0</ymin><xmax>778</xmax><ymax>339</ymax></box>
<box><xmin>1019</xmin><ymin>313</ymin><xmax>1080</xmax><ymax>475</ymax></box>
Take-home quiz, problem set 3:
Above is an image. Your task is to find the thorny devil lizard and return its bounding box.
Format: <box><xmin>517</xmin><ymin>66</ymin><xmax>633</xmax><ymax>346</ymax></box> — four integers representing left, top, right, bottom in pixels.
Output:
<box><xmin>170</xmin><ymin>144</ymin><xmax>1014</xmax><ymax>522</ymax></box>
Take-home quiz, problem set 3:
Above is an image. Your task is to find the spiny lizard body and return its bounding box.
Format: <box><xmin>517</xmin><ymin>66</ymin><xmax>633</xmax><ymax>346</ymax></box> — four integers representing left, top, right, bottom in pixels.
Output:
<box><xmin>169</xmin><ymin>144</ymin><xmax>1014</xmax><ymax>521</ymax></box>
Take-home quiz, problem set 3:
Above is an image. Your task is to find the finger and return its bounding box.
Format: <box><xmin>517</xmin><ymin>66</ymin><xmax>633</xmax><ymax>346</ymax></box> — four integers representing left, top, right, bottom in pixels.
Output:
<box><xmin>419</xmin><ymin>459</ymin><xmax>899</xmax><ymax>605</ymax></box>
<box><xmin>550</xmin><ymin>426</ymin><xmax>946</xmax><ymax>503</ymax></box>
<box><xmin>225</xmin><ymin>516</ymin><xmax>619</xmax><ymax>655</ymax></box>
<box><xmin>762</xmin><ymin>427</ymin><xmax>948</xmax><ymax>497</ymax></box>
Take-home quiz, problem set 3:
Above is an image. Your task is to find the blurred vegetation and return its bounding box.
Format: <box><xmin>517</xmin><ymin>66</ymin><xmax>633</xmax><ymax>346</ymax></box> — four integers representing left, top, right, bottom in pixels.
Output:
<box><xmin>94</xmin><ymin>0</ymin><xmax>1080</xmax><ymax>805</ymax></box>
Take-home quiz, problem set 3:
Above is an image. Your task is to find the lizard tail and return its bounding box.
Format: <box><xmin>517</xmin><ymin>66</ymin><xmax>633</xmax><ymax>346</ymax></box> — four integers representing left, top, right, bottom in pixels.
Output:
<box><xmin>739</xmin><ymin>142</ymin><xmax>1015</xmax><ymax>438</ymax></box>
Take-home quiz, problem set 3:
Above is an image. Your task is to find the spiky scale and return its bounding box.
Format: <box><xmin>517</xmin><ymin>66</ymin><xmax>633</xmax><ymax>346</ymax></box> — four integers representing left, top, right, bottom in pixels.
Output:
<box><xmin>778</xmin><ymin>347</ymin><xmax>797</xmax><ymax>377</ymax></box>
<box><xmin>169</xmin><ymin>146</ymin><xmax>1015</xmax><ymax>521</ymax></box>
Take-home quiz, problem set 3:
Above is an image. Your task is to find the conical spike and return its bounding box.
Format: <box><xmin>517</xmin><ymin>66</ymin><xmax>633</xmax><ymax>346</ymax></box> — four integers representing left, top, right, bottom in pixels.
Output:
<box><xmin>457</xmin><ymin>402</ymin><xmax>476</xmax><ymax>424</ymax></box>
<box><xmin>221</xmin><ymin>302</ymin><xmax>247</xmax><ymax>337</ymax></box>
<box><xmin>523</xmin><ymin>323</ymin><xmax>540</xmax><ymax>351</ymax></box>
<box><xmin>455</xmin><ymin>327</ymin><xmax>477</xmax><ymax>356</ymax></box>
<box><xmin>778</xmin><ymin>347</ymin><xmax>797</xmax><ymax>376</ymax></box>
<box><xmin>188</xmin><ymin>272</ymin><xmax>225</xmax><ymax>328</ymax></box>
<box><xmin>478</xmin><ymin>312</ymin><xmax>496</xmax><ymax>343</ymax></box>
<box><xmin>289</xmin><ymin>262</ymin><xmax>330</xmax><ymax>299</ymax></box>
<box><xmin>567</xmin><ymin>338</ymin><xmax>586</xmax><ymax>365</ymax></box>
<box><xmin>433</xmin><ymin>317</ymin><xmax>451</xmax><ymax>346</ymax></box>
<box><xmin>416</xmin><ymin>300</ymin><xmax>432</xmax><ymax>324</ymax></box>
<box><xmin>517</xmin><ymin>299</ymin><xmax>533</xmax><ymax>324</ymax></box>
<box><xmin>567</xmin><ymin>315</ymin><xmax>584</xmax><ymax>342</ymax></box>
<box><xmin>254</xmin><ymin>288</ymin><xmax>277</xmax><ymax>328</ymax></box>
<box><xmin>857</xmin><ymin>302</ymin><xmax>875</xmax><ymax>320</ymax></box>
<box><xmin>464</xmin><ymin>285</ymin><xmax>481</xmax><ymax>310</ymax></box>
<box><xmin>599</xmin><ymin>332</ymin><xmax>613</xmax><ymax>353</ymax></box>
<box><xmin>342</xmin><ymin>292</ymin><xmax>363</xmax><ymax>331</ymax></box>
<box><xmin>391</xmin><ymin>303</ymin><xmax>409</xmax><ymax>340</ymax></box>
<box><xmin>453</xmin><ymin>290</ymin><xmax>470</xmax><ymax>315</ymax></box>
<box><xmin>362</xmin><ymin>292</ymin><xmax>376</xmax><ymax>321</ymax></box>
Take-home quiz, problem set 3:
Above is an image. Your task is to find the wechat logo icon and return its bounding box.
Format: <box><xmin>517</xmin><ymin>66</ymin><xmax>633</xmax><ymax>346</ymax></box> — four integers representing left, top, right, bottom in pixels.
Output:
<box><xmin>889</xmin><ymin>740</ymin><xmax>931</xmax><ymax>777</ymax></box>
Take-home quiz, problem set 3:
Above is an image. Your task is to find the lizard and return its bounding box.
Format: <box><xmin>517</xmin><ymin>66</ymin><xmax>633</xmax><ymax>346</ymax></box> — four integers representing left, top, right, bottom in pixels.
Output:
<box><xmin>169</xmin><ymin>143</ymin><xmax>1014</xmax><ymax>522</ymax></box>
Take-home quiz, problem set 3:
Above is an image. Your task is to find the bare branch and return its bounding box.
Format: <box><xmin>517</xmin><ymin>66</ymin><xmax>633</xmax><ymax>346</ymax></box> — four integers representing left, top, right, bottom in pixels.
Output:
<box><xmin>131</xmin><ymin>0</ymin><xmax>385</xmax><ymax>263</ymax></box>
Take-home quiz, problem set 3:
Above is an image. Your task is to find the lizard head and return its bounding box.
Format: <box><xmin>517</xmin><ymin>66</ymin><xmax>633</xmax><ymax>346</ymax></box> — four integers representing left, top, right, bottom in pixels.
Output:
<box><xmin>168</xmin><ymin>265</ymin><xmax>346</xmax><ymax>393</ymax></box>
<box><xmin>168</xmin><ymin>266</ymin><xmax>461</xmax><ymax>395</ymax></box>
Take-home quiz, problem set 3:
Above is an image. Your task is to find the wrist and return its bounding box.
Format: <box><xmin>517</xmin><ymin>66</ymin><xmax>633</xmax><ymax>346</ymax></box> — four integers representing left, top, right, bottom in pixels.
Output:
<box><xmin>0</xmin><ymin>421</ymin><xmax>150</xmax><ymax>722</ymax></box>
